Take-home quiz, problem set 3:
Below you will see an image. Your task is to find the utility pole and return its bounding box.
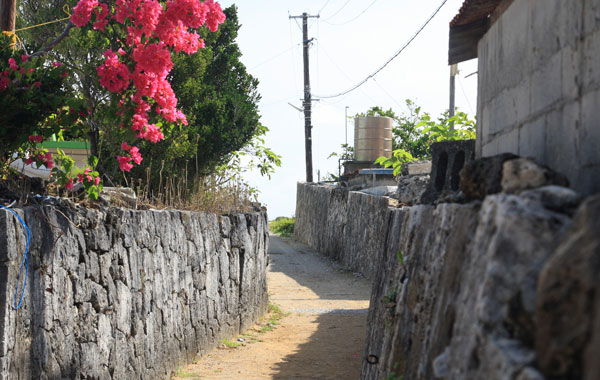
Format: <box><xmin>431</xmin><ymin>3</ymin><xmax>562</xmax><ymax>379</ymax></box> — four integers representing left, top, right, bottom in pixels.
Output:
<box><xmin>0</xmin><ymin>0</ymin><xmax>16</xmax><ymax>32</ymax></box>
<box><xmin>449</xmin><ymin>64</ymin><xmax>458</xmax><ymax>130</ymax></box>
<box><xmin>290</xmin><ymin>12</ymin><xmax>319</xmax><ymax>183</ymax></box>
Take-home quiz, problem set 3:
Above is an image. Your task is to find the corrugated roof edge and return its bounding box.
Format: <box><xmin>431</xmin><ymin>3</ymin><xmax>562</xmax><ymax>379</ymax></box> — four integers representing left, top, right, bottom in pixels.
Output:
<box><xmin>450</xmin><ymin>0</ymin><xmax>502</xmax><ymax>28</ymax></box>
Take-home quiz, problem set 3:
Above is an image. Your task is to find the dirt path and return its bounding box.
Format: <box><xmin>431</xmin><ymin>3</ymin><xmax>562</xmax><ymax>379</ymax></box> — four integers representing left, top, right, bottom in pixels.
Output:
<box><xmin>173</xmin><ymin>235</ymin><xmax>372</xmax><ymax>380</ymax></box>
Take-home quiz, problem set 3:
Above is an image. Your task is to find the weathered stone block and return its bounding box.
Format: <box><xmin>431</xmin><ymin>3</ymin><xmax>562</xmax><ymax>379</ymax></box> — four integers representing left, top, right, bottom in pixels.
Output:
<box><xmin>460</xmin><ymin>153</ymin><xmax>519</xmax><ymax>200</ymax></box>
<box><xmin>536</xmin><ymin>194</ymin><xmax>600</xmax><ymax>380</ymax></box>
<box><xmin>396</xmin><ymin>175</ymin><xmax>429</xmax><ymax>206</ymax></box>
<box><xmin>501</xmin><ymin>158</ymin><xmax>569</xmax><ymax>194</ymax></box>
<box><xmin>420</xmin><ymin>140</ymin><xmax>476</xmax><ymax>204</ymax></box>
<box><xmin>401</xmin><ymin>161</ymin><xmax>431</xmax><ymax>176</ymax></box>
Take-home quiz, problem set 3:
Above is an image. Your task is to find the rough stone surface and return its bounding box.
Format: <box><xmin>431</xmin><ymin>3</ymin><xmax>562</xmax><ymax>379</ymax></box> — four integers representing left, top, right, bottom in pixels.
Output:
<box><xmin>401</xmin><ymin>161</ymin><xmax>431</xmax><ymax>176</ymax></box>
<box><xmin>359</xmin><ymin>188</ymin><xmax>600</xmax><ymax>380</ymax></box>
<box><xmin>0</xmin><ymin>200</ymin><xmax>269</xmax><ymax>380</ymax></box>
<box><xmin>99</xmin><ymin>187</ymin><xmax>138</xmax><ymax>208</ymax></box>
<box><xmin>294</xmin><ymin>181</ymin><xmax>600</xmax><ymax>380</ymax></box>
<box><xmin>460</xmin><ymin>153</ymin><xmax>518</xmax><ymax>200</ymax></box>
<box><xmin>396</xmin><ymin>174</ymin><xmax>429</xmax><ymax>205</ymax></box>
<box><xmin>296</xmin><ymin>182</ymin><xmax>598</xmax><ymax>380</ymax></box>
<box><xmin>502</xmin><ymin>158</ymin><xmax>569</xmax><ymax>194</ymax></box>
<box><xmin>535</xmin><ymin>194</ymin><xmax>600</xmax><ymax>380</ymax></box>
<box><xmin>359</xmin><ymin>186</ymin><xmax>397</xmax><ymax>197</ymax></box>
<box><xmin>294</xmin><ymin>183</ymin><xmax>390</xmax><ymax>278</ymax></box>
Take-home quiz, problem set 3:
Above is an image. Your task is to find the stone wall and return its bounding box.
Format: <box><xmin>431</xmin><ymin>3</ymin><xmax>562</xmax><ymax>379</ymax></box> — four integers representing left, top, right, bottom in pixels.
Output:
<box><xmin>294</xmin><ymin>183</ymin><xmax>390</xmax><ymax>279</ymax></box>
<box><xmin>362</xmin><ymin>189</ymin><xmax>600</xmax><ymax>380</ymax></box>
<box><xmin>476</xmin><ymin>0</ymin><xmax>600</xmax><ymax>195</ymax></box>
<box><xmin>0</xmin><ymin>200</ymin><xmax>269</xmax><ymax>379</ymax></box>
<box><xmin>294</xmin><ymin>182</ymin><xmax>599</xmax><ymax>379</ymax></box>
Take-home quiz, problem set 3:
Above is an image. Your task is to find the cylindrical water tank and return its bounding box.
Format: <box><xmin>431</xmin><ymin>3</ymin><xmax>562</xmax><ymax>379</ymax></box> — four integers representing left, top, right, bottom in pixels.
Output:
<box><xmin>354</xmin><ymin>116</ymin><xmax>393</xmax><ymax>161</ymax></box>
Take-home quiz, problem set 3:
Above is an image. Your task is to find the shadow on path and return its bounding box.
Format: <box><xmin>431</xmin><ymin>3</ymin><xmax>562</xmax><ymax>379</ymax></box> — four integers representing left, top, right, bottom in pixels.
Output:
<box><xmin>268</xmin><ymin>235</ymin><xmax>371</xmax><ymax>303</ymax></box>
<box><xmin>268</xmin><ymin>235</ymin><xmax>372</xmax><ymax>379</ymax></box>
<box><xmin>271</xmin><ymin>312</ymin><xmax>367</xmax><ymax>380</ymax></box>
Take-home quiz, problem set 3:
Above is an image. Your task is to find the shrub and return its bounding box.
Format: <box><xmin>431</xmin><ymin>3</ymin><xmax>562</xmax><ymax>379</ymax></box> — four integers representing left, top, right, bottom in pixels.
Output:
<box><xmin>269</xmin><ymin>217</ymin><xmax>294</xmax><ymax>237</ymax></box>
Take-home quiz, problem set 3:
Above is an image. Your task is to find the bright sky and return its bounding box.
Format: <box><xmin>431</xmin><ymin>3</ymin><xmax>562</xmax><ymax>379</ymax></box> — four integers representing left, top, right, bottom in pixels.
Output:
<box><xmin>217</xmin><ymin>0</ymin><xmax>477</xmax><ymax>219</ymax></box>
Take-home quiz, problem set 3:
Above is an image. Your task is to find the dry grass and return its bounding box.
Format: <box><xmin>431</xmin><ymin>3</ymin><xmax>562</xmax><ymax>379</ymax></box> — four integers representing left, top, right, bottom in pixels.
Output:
<box><xmin>133</xmin><ymin>165</ymin><xmax>259</xmax><ymax>215</ymax></box>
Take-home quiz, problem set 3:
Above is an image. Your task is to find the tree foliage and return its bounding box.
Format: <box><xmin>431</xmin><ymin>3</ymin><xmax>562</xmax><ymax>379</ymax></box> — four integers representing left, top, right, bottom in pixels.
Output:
<box><xmin>13</xmin><ymin>2</ymin><xmax>278</xmax><ymax>196</ymax></box>
<box><xmin>357</xmin><ymin>101</ymin><xmax>476</xmax><ymax>176</ymax></box>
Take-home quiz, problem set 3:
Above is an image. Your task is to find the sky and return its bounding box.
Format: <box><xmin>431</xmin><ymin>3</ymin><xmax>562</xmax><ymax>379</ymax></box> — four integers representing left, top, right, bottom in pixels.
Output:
<box><xmin>216</xmin><ymin>0</ymin><xmax>477</xmax><ymax>219</ymax></box>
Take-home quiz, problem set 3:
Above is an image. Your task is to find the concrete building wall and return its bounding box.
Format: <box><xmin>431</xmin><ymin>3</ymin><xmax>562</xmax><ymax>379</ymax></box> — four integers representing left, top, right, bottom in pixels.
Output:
<box><xmin>477</xmin><ymin>0</ymin><xmax>600</xmax><ymax>195</ymax></box>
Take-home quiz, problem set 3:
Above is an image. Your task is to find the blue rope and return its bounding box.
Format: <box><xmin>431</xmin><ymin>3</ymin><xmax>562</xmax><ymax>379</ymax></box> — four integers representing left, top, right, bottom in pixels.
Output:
<box><xmin>0</xmin><ymin>205</ymin><xmax>31</xmax><ymax>310</ymax></box>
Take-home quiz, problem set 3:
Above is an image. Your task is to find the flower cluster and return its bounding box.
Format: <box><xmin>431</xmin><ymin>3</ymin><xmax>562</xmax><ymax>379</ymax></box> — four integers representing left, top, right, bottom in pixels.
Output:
<box><xmin>77</xmin><ymin>168</ymin><xmax>101</xmax><ymax>187</ymax></box>
<box><xmin>63</xmin><ymin>167</ymin><xmax>102</xmax><ymax>195</ymax></box>
<box><xmin>1</xmin><ymin>54</ymin><xmax>66</xmax><ymax>93</ymax></box>
<box><xmin>72</xmin><ymin>0</ymin><xmax>226</xmax><ymax>172</ymax></box>
<box><xmin>117</xmin><ymin>142</ymin><xmax>143</xmax><ymax>171</ymax></box>
<box><xmin>28</xmin><ymin>135</ymin><xmax>43</xmax><ymax>143</ymax></box>
<box><xmin>25</xmin><ymin>152</ymin><xmax>54</xmax><ymax>169</ymax></box>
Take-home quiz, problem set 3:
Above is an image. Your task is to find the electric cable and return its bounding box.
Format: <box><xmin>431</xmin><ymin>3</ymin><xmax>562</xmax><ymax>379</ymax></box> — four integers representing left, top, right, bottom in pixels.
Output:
<box><xmin>317</xmin><ymin>39</ymin><xmax>378</xmax><ymax>105</ymax></box>
<box><xmin>289</xmin><ymin>18</ymin><xmax>301</xmax><ymax>97</ymax></box>
<box><xmin>457</xmin><ymin>75</ymin><xmax>474</xmax><ymax>114</ymax></box>
<box><xmin>372</xmin><ymin>77</ymin><xmax>404</xmax><ymax>110</ymax></box>
<box><xmin>321</xmin><ymin>0</ymin><xmax>352</xmax><ymax>21</ymax></box>
<box><xmin>318</xmin><ymin>0</ymin><xmax>334</xmax><ymax>15</ymax></box>
<box><xmin>0</xmin><ymin>204</ymin><xmax>31</xmax><ymax>310</ymax></box>
<box><xmin>323</xmin><ymin>0</ymin><xmax>379</xmax><ymax>26</ymax></box>
<box><xmin>249</xmin><ymin>44</ymin><xmax>299</xmax><ymax>71</ymax></box>
<box><xmin>314</xmin><ymin>0</ymin><xmax>450</xmax><ymax>99</ymax></box>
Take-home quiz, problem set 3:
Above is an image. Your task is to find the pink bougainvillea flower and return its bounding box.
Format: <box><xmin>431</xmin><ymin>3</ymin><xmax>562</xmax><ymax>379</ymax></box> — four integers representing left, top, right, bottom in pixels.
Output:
<box><xmin>94</xmin><ymin>177</ymin><xmax>101</xmax><ymax>186</ymax></box>
<box><xmin>71</xmin><ymin>0</ymin><xmax>99</xmax><ymax>27</ymax></box>
<box><xmin>97</xmin><ymin>50</ymin><xmax>130</xmax><ymax>93</ymax></box>
<box><xmin>129</xmin><ymin>146</ymin><xmax>143</xmax><ymax>164</ymax></box>
<box><xmin>117</xmin><ymin>155</ymin><xmax>133</xmax><ymax>172</ymax></box>
<box><xmin>8</xmin><ymin>58</ymin><xmax>18</xmax><ymax>71</ymax></box>
<box><xmin>65</xmin><ymin>178</ymin><xmax>74</xmax><ymax>191</ymax></box>
<box><xmin>0</xmin><ymin>76</ymin><xmax>9</xmax><ymax>91</ymax></box>
<box><xmin>28</xmin><ymin>135</ymin><xmax>43</xmax><ymax>143</ymax></box>
<box><xmin>70</xmin><ymin>0</ymin><xmax>226</xmax><ymax>172</ymax></box>
<box><xmin>92</xmin><ymin>3</ymin><xmax>110</xmax><ymax>30</ymax></box>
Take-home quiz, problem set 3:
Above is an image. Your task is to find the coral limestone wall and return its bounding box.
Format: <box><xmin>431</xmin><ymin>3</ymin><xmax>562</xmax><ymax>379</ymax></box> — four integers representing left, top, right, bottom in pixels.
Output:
<box><xmin>294</xmin><ymin>182</ymin><xmax>600</xmax><ymax>380</ymax></box>
<box><xmin>0</xmin><ymin>200</ymin><xmax>269</xmax><ymax>379</ymax></box>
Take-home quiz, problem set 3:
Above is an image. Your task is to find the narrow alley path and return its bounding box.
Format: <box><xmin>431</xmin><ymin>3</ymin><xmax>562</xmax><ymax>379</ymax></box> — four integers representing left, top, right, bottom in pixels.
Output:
<box><xmin>174</xmin><ymin>235</ymin><xmax>372</xmax><ymax>380</ymax></box>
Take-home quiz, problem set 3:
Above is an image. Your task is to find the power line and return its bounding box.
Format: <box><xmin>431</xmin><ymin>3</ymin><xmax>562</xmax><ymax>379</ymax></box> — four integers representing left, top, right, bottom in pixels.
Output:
<box><xmin>372</xmin><ymin>77</ymin><xmax>404</xmax><ymax>110</ymax></box>
<box><xmin>457</xmin><ymin>75</ymin><xmax>474</xmax><ymax>114</ymax></box>
<box><xmin>314</xmin><ymin>0</ymin><xmax>450</xmax><ymax>99</ymax></box>
<box><xmin>323</xmin><ymin>0</ymin><xmax>379</xmax><ymax>26</ymax></box>
<box><xmin>318</xmin><ymin>0</ymin><xmax>334</xmax><ymax>15</ymax></box>
<box><xmin>289</xmin><ymin>18</ymin><xmax>300</xmax><ymax>96</ymax></box>
<box><xmin>249</xmin><ymin>44</ymin><xmax>299</xmax><ymax>71</ymax></box>
<box><xmin>321</xmin><ymin>0</ymin><xmax>352</xmax><ymax>21</ymax></box>
<box><xmin>317</xmin><ymin>39</ymin><xmax>378</xmax><ymax>105</ymax></box>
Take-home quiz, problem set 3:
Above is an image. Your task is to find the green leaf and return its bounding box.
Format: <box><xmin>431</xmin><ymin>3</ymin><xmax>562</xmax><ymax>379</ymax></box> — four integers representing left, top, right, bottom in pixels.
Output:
<box><xmin>396</xmin><ymin>249</ymin><xmax>404</xmax><ymax>265</ymax></box>
<box><xmin>88</xmin><ymin>155</ymin><xmax>98</xmax><ymax>168</ymax></box>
